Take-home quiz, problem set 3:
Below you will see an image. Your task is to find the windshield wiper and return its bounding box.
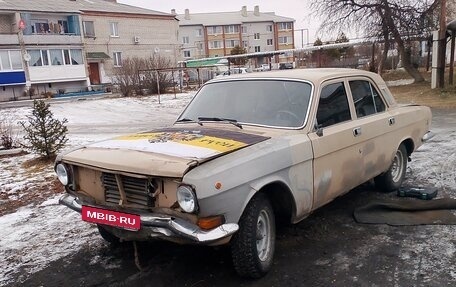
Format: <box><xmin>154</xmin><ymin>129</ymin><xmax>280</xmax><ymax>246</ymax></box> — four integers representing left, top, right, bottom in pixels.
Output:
<box><xmin>176</xmin><ymin>118</ymin><xmax>203</xmax><ymax>126</ymax></box>
<box><xmin>197</xmin><ymin>117</ymin><xmax>242</xmax><ymax>129</ymax></box>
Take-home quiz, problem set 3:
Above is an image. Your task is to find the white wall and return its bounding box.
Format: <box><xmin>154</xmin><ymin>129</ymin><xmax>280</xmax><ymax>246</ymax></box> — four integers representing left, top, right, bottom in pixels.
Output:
<box><xmin>28</xmin><ymin>65</ymin><xmax>87</xmax><ymax>83</ymax></box>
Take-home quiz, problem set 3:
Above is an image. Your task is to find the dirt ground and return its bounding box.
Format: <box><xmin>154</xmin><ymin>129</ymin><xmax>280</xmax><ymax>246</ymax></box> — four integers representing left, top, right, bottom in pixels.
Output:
<box><xmin>385</xmin><ymin>69</ymin><xmax>456</xmax><ymax>109</ymax></box>
<box><xmin>17</xmin><ymin>183</ymin><xmax>456</xmax><ymax>287</ymax></box>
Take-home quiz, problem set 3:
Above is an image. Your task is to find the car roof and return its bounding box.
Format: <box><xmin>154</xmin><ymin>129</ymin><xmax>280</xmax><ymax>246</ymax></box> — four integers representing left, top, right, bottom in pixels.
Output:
<box><xmin>209</xmin><ymin>68</ymin><xmax>386</xmax><ymax>86</ymax></box>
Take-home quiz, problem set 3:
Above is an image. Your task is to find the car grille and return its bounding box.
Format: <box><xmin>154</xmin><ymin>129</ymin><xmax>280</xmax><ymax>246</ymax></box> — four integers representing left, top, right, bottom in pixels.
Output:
<box><xmin>102</xmin><ymin>173</ymin><xmax>155</xmax><ymax>207</ymax></box>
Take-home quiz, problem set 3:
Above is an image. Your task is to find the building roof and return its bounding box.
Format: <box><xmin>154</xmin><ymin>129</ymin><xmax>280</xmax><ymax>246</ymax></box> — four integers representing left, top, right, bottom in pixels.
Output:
<box><xmin>177</xmin><ymin>9</ymin><xmax>295</xmax><ymax>26</ymax></box>
<box><xmin>0</xmin><ymin>0</ymin><xmax>172</xmax><ymax>16</ymax></box>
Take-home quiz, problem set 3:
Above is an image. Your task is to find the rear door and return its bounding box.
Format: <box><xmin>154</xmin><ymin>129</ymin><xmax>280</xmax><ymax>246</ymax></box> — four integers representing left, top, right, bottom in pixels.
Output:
<box><xmin>346</xmin><ymin>78</ymin><xmax>394</xmax><ymax>181</ymax></box>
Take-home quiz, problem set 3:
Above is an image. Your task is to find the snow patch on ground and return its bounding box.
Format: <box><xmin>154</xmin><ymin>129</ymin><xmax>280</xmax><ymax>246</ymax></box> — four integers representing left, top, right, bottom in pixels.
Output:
<box><xmin>386</xmin><ymin>79</ymin><xmax>414</xmax><ymax>87</ymax></box>
<box><xmin>0</xmin><ymin>92</ymin><xmax>194</xmax><ymax>285</ymax></box>
<box><xmin>0</xmin><ymin>197</ymin><xmax>100</xmax><ymax>285</ymax></box>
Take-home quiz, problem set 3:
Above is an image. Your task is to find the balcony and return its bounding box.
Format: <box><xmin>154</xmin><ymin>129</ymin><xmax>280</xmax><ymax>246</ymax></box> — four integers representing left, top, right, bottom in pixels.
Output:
<box><xmin>0</xmin><ymin>34</ymin><xmax>19</xmax><ymax>45</ymax></box>
<box><xmin>23</xmin><ymin>34</ymin><xmax>83</xmax><ymax>45</ymax></box>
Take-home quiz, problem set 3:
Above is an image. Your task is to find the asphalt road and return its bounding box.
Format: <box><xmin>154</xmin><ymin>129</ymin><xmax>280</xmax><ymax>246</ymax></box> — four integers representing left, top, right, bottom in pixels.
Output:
<box><xmin>13</xmin><ymin>108</ymin><xmax>456</xmax><ymax>287</ymax></box>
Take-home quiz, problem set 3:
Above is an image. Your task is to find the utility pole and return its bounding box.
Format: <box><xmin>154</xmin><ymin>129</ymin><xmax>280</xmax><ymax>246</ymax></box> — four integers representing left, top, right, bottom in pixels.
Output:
<box><xmin>16</xmin><ymin>14</ymin><xmax>31</xmax><ymax>96</ymax></box>
<box><xmin>436</xmin><ymin>0</ymin><xmax>447</xmax><ymax>88</ymax></box>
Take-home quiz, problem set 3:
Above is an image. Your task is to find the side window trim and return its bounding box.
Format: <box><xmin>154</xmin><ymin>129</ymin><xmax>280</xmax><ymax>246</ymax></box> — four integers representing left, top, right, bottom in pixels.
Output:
<box><xmin>315</xmin><ymin>79</ymin><xmax>353</xmax><ymax>129</ymax></box>
<box><xmin>347</xmin><ymin>77</ymin><xmax>387</xmax><ymax>118</ymax></box>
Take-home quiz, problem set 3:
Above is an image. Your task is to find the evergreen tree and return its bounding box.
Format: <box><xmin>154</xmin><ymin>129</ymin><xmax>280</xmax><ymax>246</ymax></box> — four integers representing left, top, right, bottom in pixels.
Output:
<box><xmin>20</xmin><ymin>100</ymin><xmax>68</xmax><ymax>159</ymax></box>
<box><xmin>229</xmin><ymin>45</ymin><xmax>248</xmax><ymax>66</ymax></box>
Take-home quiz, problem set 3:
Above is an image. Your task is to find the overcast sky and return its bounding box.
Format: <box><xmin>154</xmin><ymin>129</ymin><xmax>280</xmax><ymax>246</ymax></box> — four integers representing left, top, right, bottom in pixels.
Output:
<box><xmin>117</xmin><ymin>0</ymin><xmax>323</xmax><ymax>46</ymax></box>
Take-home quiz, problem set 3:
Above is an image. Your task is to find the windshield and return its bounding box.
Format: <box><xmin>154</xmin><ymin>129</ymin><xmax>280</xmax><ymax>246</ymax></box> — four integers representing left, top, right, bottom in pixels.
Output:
<box><xmin>178</xmin><ymin>80</ymin><xmax>312</xmax><ymax>128</ymax></box>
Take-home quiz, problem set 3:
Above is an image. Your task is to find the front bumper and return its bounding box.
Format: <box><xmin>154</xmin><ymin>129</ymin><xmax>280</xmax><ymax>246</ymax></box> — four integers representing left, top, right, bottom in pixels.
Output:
<box><xmin>59</xmin><ymin>193</ymin><xmax>239</xmax><ymax>244</ymax></box>
<box><xmin>422</xmin><ymin>131</ymin><xmax>435</xmax><ymax>142</ymax></box>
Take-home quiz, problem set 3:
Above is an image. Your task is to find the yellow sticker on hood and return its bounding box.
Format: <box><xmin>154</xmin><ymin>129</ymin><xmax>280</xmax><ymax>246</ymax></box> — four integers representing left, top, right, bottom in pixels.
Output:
<box><xmin>116</xmin><ymin>132</ymin><xmax>246</xmax><ymax>152</ymax></box>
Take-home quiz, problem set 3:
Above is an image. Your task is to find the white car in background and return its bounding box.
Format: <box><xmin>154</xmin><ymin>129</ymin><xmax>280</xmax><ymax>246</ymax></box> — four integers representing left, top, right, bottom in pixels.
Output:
<box><xmin>216</xmin><ymin>67</ymin><xmax>251</xmax><ymax>78</ymax></box>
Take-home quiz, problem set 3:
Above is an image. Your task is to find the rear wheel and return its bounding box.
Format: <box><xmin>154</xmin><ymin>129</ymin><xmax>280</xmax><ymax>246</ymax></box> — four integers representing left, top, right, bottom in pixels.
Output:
<box><xmin>231</xmin><ymin>193</ymin><xmax>276</xmax><ymax>278</ymax></box>
<box><xmin>375</xmin><ymin>143</ymin><xmax>408</xmax><ymax>192</ymax></box>
<box><xmin>97</xmin><ymin>224</ymin><xmax>120</xmax><ymax>244</ymax></box>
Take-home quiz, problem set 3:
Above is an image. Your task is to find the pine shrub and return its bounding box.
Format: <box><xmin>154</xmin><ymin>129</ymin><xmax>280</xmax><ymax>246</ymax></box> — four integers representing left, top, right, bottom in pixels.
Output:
<box><xmin>20</xmin><ymin>100</ymin><xmax>68</xmax><ymax>159</ymax></box>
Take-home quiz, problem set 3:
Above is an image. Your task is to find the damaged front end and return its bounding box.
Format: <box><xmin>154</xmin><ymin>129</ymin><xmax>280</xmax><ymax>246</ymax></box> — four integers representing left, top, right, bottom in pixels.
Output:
<box><xmin>56</xmin><ymin>162</ymin><xmax>238</xmax><ymax>244</ymax></box>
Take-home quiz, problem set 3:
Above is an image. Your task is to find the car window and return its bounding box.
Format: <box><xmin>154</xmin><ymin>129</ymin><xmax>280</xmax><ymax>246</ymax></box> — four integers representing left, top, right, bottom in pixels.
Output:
<box><xmin>349</xmin><ymin>80</ymin><xmax>385</xmax><ymax>118</ymax></box>
<box><xmin>316</xmin><ymin>82</ymin><xmax>351</xmax><ymax>128</ymax></box>
<box><xmin>178</xmin><ymin>80</ymin><xmax>312</xmax><ymax>128</ymax></box>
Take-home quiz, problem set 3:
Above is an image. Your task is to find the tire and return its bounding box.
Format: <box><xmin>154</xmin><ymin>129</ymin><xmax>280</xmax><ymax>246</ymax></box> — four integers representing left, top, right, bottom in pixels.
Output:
<box><xmin>231</xmin><ymin>193</ymin><xmax>276</xmax><ymax>278</ymax></box>
<box><xmin>375</xmin><ymin>143</ymin><xmax>408</xmax><ymax>192</ymax></box>
<box><xmin>97</xmin><ymin>224</ymin><xmax>120</xmax><ymax>244</ymax></box>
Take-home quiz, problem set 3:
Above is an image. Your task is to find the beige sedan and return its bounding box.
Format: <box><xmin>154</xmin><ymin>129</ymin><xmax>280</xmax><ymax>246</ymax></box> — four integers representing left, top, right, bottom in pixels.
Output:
<box><xmin>56</xmin><ymin>68</ymin><xmax>432</xmax><ymax>278</ymax></box>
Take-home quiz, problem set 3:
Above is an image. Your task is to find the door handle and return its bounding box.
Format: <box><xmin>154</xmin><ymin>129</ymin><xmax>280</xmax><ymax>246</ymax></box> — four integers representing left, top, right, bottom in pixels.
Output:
<box><xmin>353</xmin><ymin>127</ymin><xmax>362</xmax><ymax>137</ymax></box>
<box><xmin>388</xmin><ymin>117</ymin><xmax>395</xmax><ymax>126</ymax></box>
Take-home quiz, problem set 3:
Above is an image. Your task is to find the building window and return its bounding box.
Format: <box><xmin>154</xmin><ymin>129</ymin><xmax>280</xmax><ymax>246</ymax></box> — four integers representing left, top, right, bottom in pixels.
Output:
<box><xmin>209</xmin><ymin>41</ymin><xmax>223</xmax><ymax>49</ymax></box>
<box><xmin>278</xmin><ymin>36</ymin><xmax>291</xmax><ymax>44</ymax></box>
<box><xmin>255</xmin><ymin>46</ymin><xmax>260</xmax><ymax>52</ymax></box>
<box><xmin>0</xmin><ymin>50</ymin><xmax>22</xmax><ymax>71</ymax></box>
<box><xmin>182</xmin><ymin>36</ymin><xmax>189</xmax><ymax>44</ymax></box>
<box><xmin>196</xmin><ymin>28</ymin><xmax>203</xmax><ymax>37</ymax></box>
<box><xmin>113</xmin><ymin>52</ymin><xmax>122</xmax><ymax>67</ymax></box>
<box><xmin>266</xmin><ymin>25</ymin><xmax>273</xmax><ymax>32</ymax></box>
<box><xmin>278</xmin><ymin>22</ymin><xmax>292</xmax><ymax>30</ymax></box>
<box><xmin>41</xmin><ymin>50</ymin><xmax>49</xmax><ymax>66</ymax></box>
<box><xmin>110</xmin><ymin>22</ymin><xmax>119</xmax><ymax>37</ymax></box>
<box><xmin>225</xmin><ymin>39</ymin><xmax>240</xmax><ymax>48</ymax></box>
<box><xmin>28</xmin><ymin>50</ymin><xmax>51</xmax><ymax>67</ymax></box>
<box><xmin>83</xmin><ymin>21</ymin><xmax>95</xmax><ymax>37</ymax></box>
<box><xmin>63</xmin><ymin>50</ymin><xmax>71</xmax><ymax>65</ymax></box>
<box><xmin>207</xmin><ymin>26</ymin><xmax>222</xmax><ymax>35</ymax></box>
<box><xmin>241</xmin><ymin>26</ymin><xmax>247</xmax><ymax>34</ymax></box>
<box><xmin>10</xmin><ymin>51</ymin><xmax>22</xmax><ymax>70</ymax></box>
<box><xmin>50</xmin><ymin>49</ymin><xmax>63</xmax><ymax>65</ymax></box>
<box><xmin>28</xmin><ymin>50</ymin><xmax>42</xmax><ymax>67</ymax></box>
<box><xmin>224</xmin><ymin>25</ymin><xmax>239</xmax><ymax>34</ymax></box>
<box><xmin>70</xmin><ymin>49</ymin><xmax>83</xmax><ymax>65</ymax></box>
<box><xmin>267</xmin><ymin>39</ymin><xmax>273</xmax><ymax>46</ymax></box>
<box><xmin>32</xmin><ymin>21</ymin><xmax>49</xmax><ymax>34</ymax></box>
<box><xmin>183</xmin><ymin>50</ymin><xmax>191</xmax><ymax>58</ymax></box>
<box><xmin>0</xmin><ymin>51</ymin><xmax>10</xmax><ymax>70</ymax></box>
<box><xmin>58</xmin><ymin>20</ymin><xmax>68</xmax><ymax>34</ymax></box>
<box><xmin>242</xmin><ymin>40</ymin><xmax>248</xmax><ymax>48</ymax></box>
<box><xmin>254</xmin><ymin>33</ymin><xmax>260</xmax><ymax>40</ymax></box>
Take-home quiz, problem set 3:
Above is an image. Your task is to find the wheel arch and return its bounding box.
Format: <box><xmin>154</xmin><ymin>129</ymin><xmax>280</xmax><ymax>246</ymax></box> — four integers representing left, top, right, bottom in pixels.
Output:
<box><xmin>256</xmin><ymin>181</ymin><xmax>297</xmax><ymax>225</ymax></box>
<box><xmin>401</xmin><ymin>138</ymin><xmax>415</xmax><ymax>157</ymax></box>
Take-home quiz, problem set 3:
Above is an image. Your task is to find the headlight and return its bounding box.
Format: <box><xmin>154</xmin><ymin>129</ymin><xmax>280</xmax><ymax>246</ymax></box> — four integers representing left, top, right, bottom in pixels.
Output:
<box><xmin>177</xmin><ymin>185</ymin><xmax>197</xmax><ymax>213</ymax></box>
<box><xmin>55</xmin><ymin>163</ymin><xmax>69</xmax><ymax>186</ymax></box>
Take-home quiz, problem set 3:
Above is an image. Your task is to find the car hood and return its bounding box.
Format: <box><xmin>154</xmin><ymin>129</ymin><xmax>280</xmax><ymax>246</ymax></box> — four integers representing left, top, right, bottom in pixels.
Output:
<box><xmin>61</xmin><ymin>127</ymin><xmax>270</xmax><ymax>177</ymax></box>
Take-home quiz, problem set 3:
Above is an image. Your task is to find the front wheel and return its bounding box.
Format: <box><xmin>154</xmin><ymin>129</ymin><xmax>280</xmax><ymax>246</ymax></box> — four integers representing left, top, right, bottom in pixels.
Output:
<box><xmin>231</xmin><ymin>193</ymin><xmax>276</xmax><ymax>278</ymax></box>
<box><xmin>375</xmin><ymin>143</ymin><xmax>408</xmax><ymax>192</ymax></box>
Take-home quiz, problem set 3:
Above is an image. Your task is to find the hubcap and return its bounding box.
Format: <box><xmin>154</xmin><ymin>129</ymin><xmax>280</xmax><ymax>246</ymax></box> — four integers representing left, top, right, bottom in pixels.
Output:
<box><xmin>391</xmin><ymin>149</ymin><xmax>404</xmax><ymax>182</ymax></box>
<box><xmin>256</xmin><ymin>209</ymin><xmax>272</xmax><ymax>262</ymax></box>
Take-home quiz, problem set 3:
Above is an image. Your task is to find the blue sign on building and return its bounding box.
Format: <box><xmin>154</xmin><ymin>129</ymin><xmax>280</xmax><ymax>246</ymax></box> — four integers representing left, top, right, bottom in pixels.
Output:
<box><xmin>0</xmin><ymin>71</ymin><xmax>26</xmax><ymax>86</ymax></box>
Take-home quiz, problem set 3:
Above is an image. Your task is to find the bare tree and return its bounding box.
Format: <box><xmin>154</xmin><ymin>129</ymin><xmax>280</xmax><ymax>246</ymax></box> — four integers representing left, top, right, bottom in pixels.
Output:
<box><xmin>311</xmin><ymin>0</ymin><xmax>439</xmax><ymax>82</ymax></box>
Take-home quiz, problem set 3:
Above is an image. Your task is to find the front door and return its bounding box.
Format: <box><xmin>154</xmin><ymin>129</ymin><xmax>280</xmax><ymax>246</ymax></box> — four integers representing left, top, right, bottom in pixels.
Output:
<box><xmin>309</xmin><ymin>80</ymin><xmax>364</xmax><ymax>209</ymax></box>
<box><xmin>89</xmin><ymin>63</ymin><xmax>101</xmax><ymax>85</ymax></box>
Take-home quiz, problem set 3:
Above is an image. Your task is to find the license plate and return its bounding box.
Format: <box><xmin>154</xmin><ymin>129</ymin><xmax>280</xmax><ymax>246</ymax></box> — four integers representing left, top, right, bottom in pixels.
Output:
<box><xmin>81</xmin><ymin>206</ymin><xmax>140</xmax><ymax>231</ymax></box>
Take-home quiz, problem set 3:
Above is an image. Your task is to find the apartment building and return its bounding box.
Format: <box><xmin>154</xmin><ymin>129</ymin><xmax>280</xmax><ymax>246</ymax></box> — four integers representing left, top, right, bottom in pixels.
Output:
<box><xmin>0</xmin><ymin>0</ymin><xmax>178</xmax><ymax>102</ymax></box>
<box><xmin>176</xmin><ymin>6</ymin><xmax>295</xmax><ymax>68</ymax></box>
